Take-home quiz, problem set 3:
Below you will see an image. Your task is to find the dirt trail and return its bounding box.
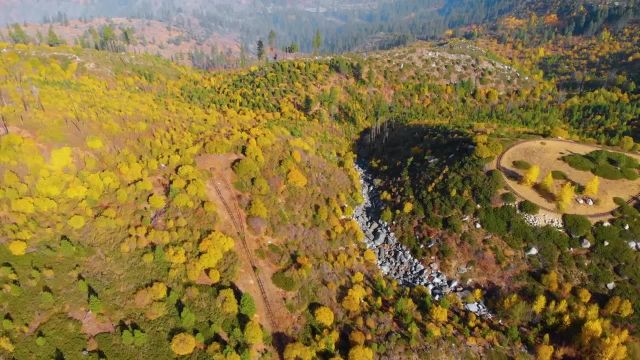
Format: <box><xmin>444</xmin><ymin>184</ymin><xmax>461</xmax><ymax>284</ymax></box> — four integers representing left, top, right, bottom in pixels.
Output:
<box><xmin>196</xmin><ymin>154</ymin><xmax>296</xmax><ymax>337</ymax></box>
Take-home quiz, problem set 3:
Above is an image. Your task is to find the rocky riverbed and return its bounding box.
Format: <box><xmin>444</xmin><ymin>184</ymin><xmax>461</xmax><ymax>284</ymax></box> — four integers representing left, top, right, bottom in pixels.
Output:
<box><xmin>353</xmin><ymin>161</ymin><xmax>491</xmax><ymax>318</ymax></box>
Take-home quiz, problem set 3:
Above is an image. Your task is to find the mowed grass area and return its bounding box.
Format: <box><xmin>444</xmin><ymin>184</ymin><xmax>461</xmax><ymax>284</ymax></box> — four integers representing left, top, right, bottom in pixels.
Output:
<box><xmin>498</xmin><ymin>139</ymin><xmax>640</xmax><ymax>216</ymax></box>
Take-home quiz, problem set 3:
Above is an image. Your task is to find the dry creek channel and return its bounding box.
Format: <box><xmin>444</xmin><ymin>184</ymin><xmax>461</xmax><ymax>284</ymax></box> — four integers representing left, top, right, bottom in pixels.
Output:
<box><xmin>353</xmin><ymin>161</ymin><xmax>491</xmax><ymax>317</ymax></box>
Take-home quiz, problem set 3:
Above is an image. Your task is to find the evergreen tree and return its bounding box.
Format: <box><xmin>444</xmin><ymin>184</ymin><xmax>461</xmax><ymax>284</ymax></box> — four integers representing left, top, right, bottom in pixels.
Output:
<box><xmin>47</xmin><ymin>26</ymin><xmax>64</xmax><ymax>47</ymax></box>
<box><xmin>257</xmin><ymin>39</ymin><xmax>265</xmax><ymax>61</ymax></box>
<box><xmin>312</xmin><ymin>30</ymin><xmax>322</xmax><ymax>53</ymax></box>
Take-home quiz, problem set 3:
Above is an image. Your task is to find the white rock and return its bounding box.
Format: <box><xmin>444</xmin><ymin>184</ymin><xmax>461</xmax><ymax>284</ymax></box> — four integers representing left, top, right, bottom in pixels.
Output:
<box><xmin>606</xmin><ymin>282</ymin><xmax>616</xmax><ymax>290</ymax></box>
<box><xmin>603</xmin><ymin>222</ymin><xmax>611</xmax><ymax>227</ymax></box>
<box><xmin>581</xmin><ymin>239</ymin><xmax>591</xmax><ymax>249</ymax></box>
<box><xmin>475</xmin><ymin>223</ymin><xmax>482</xmax><ymax>229</ymax></box>
<box><xmin>526</xmin><ymin>247</ymin><xmax>539</xmax><ymax>256</ymax></box>
<box><xmin>624</xmin><ymin>224</ymin><xmax>630</xmax><ymax>230</ymax></box>
<box><xmin>604</xmin><ymin>241</ymin><xmax>610</xmax><ymax>246</ymax></box>
<box><xmin>628</xmin><ymin>241</ymin><xmax>638</xmax><ymax>250</ymax></box>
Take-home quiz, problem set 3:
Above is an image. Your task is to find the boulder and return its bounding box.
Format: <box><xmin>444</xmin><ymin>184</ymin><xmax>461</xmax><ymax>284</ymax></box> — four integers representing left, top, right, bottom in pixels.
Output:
<box><xmin>465</xmin><ymin>303</ymin><xmax>480</xmax><ymax>313</ymax></box>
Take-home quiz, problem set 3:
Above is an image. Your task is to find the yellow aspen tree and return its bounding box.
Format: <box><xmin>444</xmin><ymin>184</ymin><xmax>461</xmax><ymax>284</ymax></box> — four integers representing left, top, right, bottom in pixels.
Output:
<box><xmin>536</xmin><ymin>344</ymin><xmax>554</xmax><ymax>360</ymax></box>
<box><xmin>618</xmin><ymin>299</ymin><xmax>634</xmax><ymax>317</ymax></box>
<box><xmin>584</xmin><ymin>176</ymin><xmax>600</xmax><ymax>197</ymax></box>
<box><xmin>522</xmin><ymin>165</ymin><xmax>540</xmax><ymax>187</ymax></box>
<box><xmin>533</xmin><ymin>295</ymin><xmax>546</xmax><ymax>315</ymax></box>
<box><xmin>314</xmin><ymin>306</ymin><xmax>335</xmax><ymax>327</ymax></box>
<box><xmin>557</xmin><ymin>183</ymin><xmax>575</xmax><ymax>212</ymax></box>
<box><xmin>541</xmin><ymin>172</ymin><xmax>555</xmax><ymax>193</ymax></box>
<box><xmin>171</xmin><ymin>333</ymin><xmax>196</xmax><ymax>356</ymax></box>
<box><xmin>578</xmin><ymin>288</ymin><xmax>592</xmax><ymax>303</ymax></box>
<box><xmin>430</xmin><ymin>305</ymin><xmax>448</xmax><ymax>323</ymax></box>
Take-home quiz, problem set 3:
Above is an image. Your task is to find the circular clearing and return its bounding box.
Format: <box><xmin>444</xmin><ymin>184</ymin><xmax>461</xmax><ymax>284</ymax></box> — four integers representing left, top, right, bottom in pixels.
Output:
<box><xmin>497</xmin><ymin>139</ymin><xmax>640</xmax><ymax>217</ymax></box>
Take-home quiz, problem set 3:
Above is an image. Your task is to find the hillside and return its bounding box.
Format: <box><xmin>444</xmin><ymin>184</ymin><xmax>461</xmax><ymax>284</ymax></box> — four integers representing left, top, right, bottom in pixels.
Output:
<box><xmin>0</xmin><ymin>11</ymin><xmax>640</xmax><ymax>360</ymax></box>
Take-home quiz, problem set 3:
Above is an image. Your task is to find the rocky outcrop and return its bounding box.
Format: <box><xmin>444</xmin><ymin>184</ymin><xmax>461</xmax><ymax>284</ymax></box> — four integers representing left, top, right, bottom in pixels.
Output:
<box><xmin>353</xmin><ymin>161</ymin><xmax>491</xmax><ymax>318</ymax></box>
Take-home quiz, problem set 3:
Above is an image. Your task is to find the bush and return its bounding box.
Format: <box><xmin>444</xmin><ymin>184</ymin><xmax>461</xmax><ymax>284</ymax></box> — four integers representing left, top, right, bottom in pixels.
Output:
<box><xmin>501</xmin><ymin>192</ymin><xmax>517</xmax><ymax>204</ymax></box>
<box><xmin>562</xmin><ymin>214</ymin><xmax>592</xmax><ymax>238</ymax></box>
<box><xmin>551</xmin><ymin>170</ymin><xmax>568</xmax><ymax>180</ymax></box>
<box><xmin>593</xmin><ymin>163</ymin><xmax>623</xmax><ymax>180</ymax></box>
<box><xmin>271</xmin><ymin>271</ymin><xmax>297</xmax><ymax>291</ymax></box>
<box><xmin>562</xmin><ymin>154</ymin><xmax>594</xmax><ymax>171</ymax></box>
<box><xmin>622</xmin><ymin>168</ymin><xmax>639</xmax><ymax>180</ymax></box>
<box><xmin>512</xmin><ymin>160</ymin><xmax>531</xmax><ymax>170</ymax></box>
<box><xmin>445</xmin><ymin>216</ymin><xmax>462</xmax><ymax>232</ymax></box>
<box><xmin>518</xmin><ymin>200</ymin><xmax>540</xmax><ymax>215</ymax></box>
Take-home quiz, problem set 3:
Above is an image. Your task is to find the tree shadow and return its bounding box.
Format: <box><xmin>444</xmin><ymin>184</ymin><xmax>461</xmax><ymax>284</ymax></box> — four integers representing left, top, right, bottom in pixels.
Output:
<box><xmin>355</xmin><ymin>123</ymin><xmax>474</xmax><ymax>170</ymax></box>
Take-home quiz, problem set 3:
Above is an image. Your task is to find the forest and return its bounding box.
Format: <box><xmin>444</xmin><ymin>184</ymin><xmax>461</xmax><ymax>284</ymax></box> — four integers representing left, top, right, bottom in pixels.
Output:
<box><xmin>0</xmin><ymin>0</ymin><xmax>639</xmax><ymax>359</ymax></box>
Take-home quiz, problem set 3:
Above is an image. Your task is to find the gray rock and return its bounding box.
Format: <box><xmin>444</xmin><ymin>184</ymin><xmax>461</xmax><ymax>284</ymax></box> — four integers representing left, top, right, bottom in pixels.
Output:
<box><xmin>465</xmin><ymin>303</ymin><xmax>479</xmax><ymax>313</ymax></box>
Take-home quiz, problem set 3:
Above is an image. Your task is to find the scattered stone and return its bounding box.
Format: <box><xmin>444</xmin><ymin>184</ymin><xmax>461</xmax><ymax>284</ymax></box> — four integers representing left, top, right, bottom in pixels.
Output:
<box><xmin>604</xmin><ymin>241</ymin><xmax>609</xmax><ymax>246</ymax></box>
<box><xmin>352</xmin><ymin>161</ymin><xmax>491</xmax><ymax>318</ymax></box>
<box><xmin>526</xmin><ymin>247</ymin><xmax>539</xmax><ymax>256</ymax></box>
<box><xmin>581</xmin><ymin>239</ymin><xmax>591</xmax><ymax>249</ymax></box>
<box><xmin>606</xmin><ymin>282</ymin><xmax>616</xmax><ymax>290</ymax></box>
<box><xmin>628</xmin><ymin>242</ymin><xmax>638</xmax><ymax>250</ymax></box>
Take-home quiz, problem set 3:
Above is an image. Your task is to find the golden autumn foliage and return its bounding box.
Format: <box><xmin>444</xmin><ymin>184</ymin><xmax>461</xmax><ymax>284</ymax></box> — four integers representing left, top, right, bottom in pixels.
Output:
<box><xmin>583</xmin><ymin>176</ymin><xmax>600</xmax><ymax>197</ymax></box>
<box><xmin>284</xmin><ymin>342</ymin><xmax>315</xmax><ymax>360</ymax></box>
<box><xmin>536</xmin><ymin>344</ymin><xmax>554</xmax><ymax>360</ymax></box>
<box><xmin>348</xmin><ymin>345</ymin><xmax>374</xmax><ymax>360</ymax></box>
<box><xmin>521</xmin><ymin>164</ymin><xmax>540</xmax><ymax>187</ymax></box>
<box><xmin>315</xmin><ymin>306</ymin><xmax>335</xmax><ymax>327</ymax></box>
<box><xmin>7</xmin><ymin>240</ymin><xmax>27</xmax><ymax>255</ymax></box>
<box><xmin>171</xmin><ymin>333</ymin><xmax>196</xmax><ymax>356</ymax></box>
<box><xmin>557</xmin><ymin>183</ymin><xmax>575</xmax><ymax>212</ymax></box>
<box><xmin>244</xmin><ymin>320</ymin><xmax>263</xmax><ymax>345</ymax></box>
<box><xmin>430</xmin><ymin>305</ymin><xmax>448</xmax><ymax>323</ymax></box>
<box><xmin>287</xmin><ymin>167</ymin><xmax>308</xmax><ymax>187</ymax></box>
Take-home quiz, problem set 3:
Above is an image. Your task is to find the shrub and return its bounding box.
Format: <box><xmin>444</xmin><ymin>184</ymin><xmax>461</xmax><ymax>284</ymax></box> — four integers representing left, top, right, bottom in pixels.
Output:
<box><xmin>512</xmin><ymin>160</ymin><xmax>531</xmax><ymax>170</ymax></box>
<box><xmin>240</xmin><ymin>293</ymin><xmax>257</xmax><ymax>318</ymax></box>
<box><xmin>622</xmin><ymin>168</ymin><xmax>639</xmax><ymax>180</ymax></box>
<box><xmin>518</xmin><ymin>200</ymin><xmax>540</xmax><ymax>215</ymax></box>
<box><xmin>551</xmin><ymin>170</ymin><xmax>568</xmax><ymax>180</ymax></box>
<box><xmin>271</xmin><ymin>271</ymin><xmax>297</xmax><ymax>291</ymax></box>
<box><xmin>501</xmin><ymin>192</ymin><xmax>516</xmax><ymax>204</ymax></box>
<box><xmin>593</xmin><ymin>163</ymin><xmax>623</xmax><ymax>180</ymax></box>
<box><xmin>563</xmin><ymin>214</ymin><xmax>592</xmax><ymax>238</ymax></box>
<box><xmin>562</xmin><ymin>154</ymin><xmax>594</xmax><ymax>171</ymax></box>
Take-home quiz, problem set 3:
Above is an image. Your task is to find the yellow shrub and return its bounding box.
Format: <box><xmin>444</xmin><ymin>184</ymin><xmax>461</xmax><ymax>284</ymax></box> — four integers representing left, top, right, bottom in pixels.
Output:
<box><xmin>8</xmin><ymin>240</ymin><xmax>27</xmax><ymax>256</ymax></box>
<box><xmin>171</xmin><ymin>333</ymin><xmax>196</xmax><ymax>356</ymax></box>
